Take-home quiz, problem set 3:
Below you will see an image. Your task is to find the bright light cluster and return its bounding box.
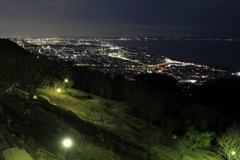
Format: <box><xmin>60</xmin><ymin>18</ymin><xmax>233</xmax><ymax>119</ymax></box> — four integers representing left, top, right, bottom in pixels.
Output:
<box><xmin>63</xmin><ymin>139</ymin><xmax>72</xmax><ymax>148</ymax></box>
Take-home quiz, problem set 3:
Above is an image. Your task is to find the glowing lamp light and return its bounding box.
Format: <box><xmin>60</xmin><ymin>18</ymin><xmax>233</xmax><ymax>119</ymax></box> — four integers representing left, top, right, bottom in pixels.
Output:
<box><xmin>231</xmin><ymin>151</ymin><xmax>236</xmax><ymax>156</ymax></box>
<box><xmin>63</xmin><ymin>139</ymin><xmax>72</xmax><ymax>148</ymax></box>
<box><xmin>57</xmin><ymin>88</ymin><xmax>61</xmax><ymax>93</ymax></box>
<box><xmin>64</xmin><ymin>79</ymin><xmax>69</xmax><ymax>83</ymax></box>
<box><xmin>56</xmin><ymin>88</ymin><xmax>61</xmax><ymax>107</ymax></box>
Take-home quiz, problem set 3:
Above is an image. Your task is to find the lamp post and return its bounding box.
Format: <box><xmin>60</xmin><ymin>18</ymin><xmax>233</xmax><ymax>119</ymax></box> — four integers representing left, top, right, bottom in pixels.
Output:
<box><xmin>63</xmin><ymin>79</ymin><xmax>69</xmax><ymax>88</ymax></box>
<box><xmin>57</xmin><ymin>88</ymin><xmax>61</xmax><ymax>107</ymax></box>
<box><xmin>64</xmin><ymin>79</ymin><xmax>69</xmax><ymax>83</ymax></box>
<box><xmin>63</xmin><ymin>138</ymin><xmax>72</xmax><ymax>160</ymax></box>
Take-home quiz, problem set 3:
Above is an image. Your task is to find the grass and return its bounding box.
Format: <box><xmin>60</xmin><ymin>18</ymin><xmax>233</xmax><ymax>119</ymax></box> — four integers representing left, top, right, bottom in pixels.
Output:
<box><xmin>0</xmin><ymin>86</ymin><xmax>224</xmax><ymax>160</ymax></box>
<box><xmin>37</xmin><ymin>87</ymin><xmax>152</xmax><ymax>142</ymax></box>
<box><xmin>36</xmin><ymin>87</ymin><xmax>224</xmax><ymax>160</ymax></box>
<box><xmin>0</xmin><ymin>92</ymin><xmax>123</xmax><ymax>160</ymax></box>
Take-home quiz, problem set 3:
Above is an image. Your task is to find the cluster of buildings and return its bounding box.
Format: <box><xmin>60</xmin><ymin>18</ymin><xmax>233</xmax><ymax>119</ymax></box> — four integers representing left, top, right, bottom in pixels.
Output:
<box><xmin>13</xmin><ymin>37</ymin><xmax>233</xmax><ymax>85</ymax></box>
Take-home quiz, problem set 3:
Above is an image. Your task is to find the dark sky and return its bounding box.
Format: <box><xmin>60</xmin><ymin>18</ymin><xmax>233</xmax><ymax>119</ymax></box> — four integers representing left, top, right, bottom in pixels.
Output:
<box><xmin>1</xmin><ymin>0</ymin><xmax>240</xmax><ymax>37</ymax></box>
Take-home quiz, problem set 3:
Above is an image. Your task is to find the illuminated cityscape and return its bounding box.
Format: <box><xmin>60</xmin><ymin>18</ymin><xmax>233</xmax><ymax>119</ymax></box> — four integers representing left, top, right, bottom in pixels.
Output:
<box><xmin>12</xmin><ymin>37</ymin><xmax>235</xmax><ymax>85</ymax></box>
<box><xmin>1</xmin><ymin>0</ymin><xmax>240</xmax><ymax>159</ymax></box>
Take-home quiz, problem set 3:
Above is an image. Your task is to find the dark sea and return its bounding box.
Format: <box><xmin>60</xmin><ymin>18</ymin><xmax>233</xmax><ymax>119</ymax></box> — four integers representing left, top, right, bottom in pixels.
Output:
<box><xmin>108</xmin><ymin>39</ymin><xmax>240</xmax><ymax>70</ymax></box>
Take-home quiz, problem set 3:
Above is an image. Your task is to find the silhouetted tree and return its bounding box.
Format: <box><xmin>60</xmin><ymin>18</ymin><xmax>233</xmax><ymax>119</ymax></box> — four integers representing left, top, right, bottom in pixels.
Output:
<box><xmin>180</xmin><ymin>104</ymin><xmax>219</xmax><ymax>131</ymax></box>
<box><xmin>0</xmin><ymin>39</ymin><xmax>63</xmax><ymax>99</ymax></box>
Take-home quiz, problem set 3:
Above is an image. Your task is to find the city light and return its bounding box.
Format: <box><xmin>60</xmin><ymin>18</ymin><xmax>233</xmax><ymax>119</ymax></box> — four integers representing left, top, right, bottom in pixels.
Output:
<box><xmin>189</xmin><ymin>80</ymin><xmax>197</xmax><ymax>84</ymax></box>
<box><xmin>232</xmin><ymin>72</ymin><xmax>240</xmax><ymax>77</ymax></box>
<box><xmin>13</xmin><ymin>37</ymin><xmax>232</xmax><ymax>86</ymax></box>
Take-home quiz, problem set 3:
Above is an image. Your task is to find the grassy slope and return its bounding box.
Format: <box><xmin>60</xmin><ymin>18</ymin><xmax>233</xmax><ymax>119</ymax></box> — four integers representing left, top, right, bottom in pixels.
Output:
<box><xmin>36</xmin><ymin>87</ymin><xmax>223</xmax><ymax>160</ymax></box>
<box><xmin>0</xmin><ymin>91</ymin><xmax>124</xmax><ymax>160</ymax></box>
<box><xmin>38</xmin><ymin>87</ymin><xmax>160</xmax><ymax>141</ymax></box>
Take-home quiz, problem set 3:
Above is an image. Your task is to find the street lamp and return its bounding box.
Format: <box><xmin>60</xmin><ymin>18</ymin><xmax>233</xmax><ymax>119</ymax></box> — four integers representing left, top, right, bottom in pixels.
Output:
<box><xmin>57</xmin><ymin>88</ymin><xmax>61</xmax><ymax>107</ymax></box>
<box><xmin>231</xmin><ymin>151</ymin><xmax>236</xmax><ymax>156</ymax></box>
<box><xmin>63</xmin><ymin>138</ymin><xmax>72</xmax><ymax>160</ymax></box>
<box><xmin>64</xmin><ymin>79</ymin><xmax>69</xmax><ymax>83</ymax></box>
<box><xmin>63</xmin><ymin>79</ymin><xmax>69</xmax><ymax>88</ymax></box>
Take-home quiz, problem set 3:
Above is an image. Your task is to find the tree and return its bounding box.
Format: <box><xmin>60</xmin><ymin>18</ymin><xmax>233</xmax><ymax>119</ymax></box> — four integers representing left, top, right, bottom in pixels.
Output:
<box><xmin>181</xmin><ymin>104</ymin><xmax>219</xmax><ymax>131</ymax></box>
<box><xmin>185</xmin><ymin>126</ymin><xmax>215</xmax><ymax>149</ymax></box>
<box><xmin>6</xmin><ymin>53</ymin><xmax>62</xmax><ymax>99</ymax></box>
<box><xmin>0</xmin><ymin>39</ymin><xmax>64</xmax><ymax>99</ymax></box>
<box><xmin>217</xmin><ymin>125</ymin><xmax>240</xmax><ymax>160</ymax></box>
<box><xmin>12</xmin><ymin>54</ymin><xmax>61</xmax><ymax>99</ymax></box>
<box><xmin>175</xmin><ymin>126</ymin><xmax>215</xmax><ymax>160</ymax></box>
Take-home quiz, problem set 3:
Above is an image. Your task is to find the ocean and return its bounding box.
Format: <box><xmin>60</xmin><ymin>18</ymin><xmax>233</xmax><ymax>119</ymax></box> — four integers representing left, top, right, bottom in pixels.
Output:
<box><xmin>108</xmin><ymin>39</ymin><xmax>240</xmax><ymax>70</ymax></box>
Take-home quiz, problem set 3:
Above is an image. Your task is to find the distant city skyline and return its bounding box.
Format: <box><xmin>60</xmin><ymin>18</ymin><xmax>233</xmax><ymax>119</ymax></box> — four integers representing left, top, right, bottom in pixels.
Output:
<box><xmin>14</xmin><ymin>37</ymin><xmax>233</xmax><ymax>85</ymax></box>
<box><xmin>1</xmin><ymin>0</ymin><xmax>240</xmax><ymax>38</ymax></box>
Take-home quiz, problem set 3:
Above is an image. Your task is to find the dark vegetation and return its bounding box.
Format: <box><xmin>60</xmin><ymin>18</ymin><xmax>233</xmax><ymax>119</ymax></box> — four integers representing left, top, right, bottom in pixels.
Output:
<box><xmin>0</xmin><ymin>39</ymin><xmax>65</xmax><ymax>99</ymax></box>
<box><xmin>72</xmin><ymin>66</ymin><xmax>240</xmax><ymax>134</ymax></box>
<box><xmin>0</xmin><ymin>38</ymin><xmax>240</xmax><ymax>159</ymax></box>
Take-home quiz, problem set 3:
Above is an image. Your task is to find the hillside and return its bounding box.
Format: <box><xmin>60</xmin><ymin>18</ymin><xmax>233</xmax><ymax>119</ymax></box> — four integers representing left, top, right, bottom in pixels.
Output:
<box><xmin>0</xmin><ymin>86</ymin><xmax>223</xmax><ymax>160</ymax></box>
<box><xmin>0</xmin><ymin>38</ymin><xmax>237</xmax><ymax>160</ymax></box>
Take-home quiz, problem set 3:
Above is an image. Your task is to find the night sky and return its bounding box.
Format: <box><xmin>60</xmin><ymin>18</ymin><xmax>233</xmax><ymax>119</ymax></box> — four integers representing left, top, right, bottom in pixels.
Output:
<box><xmin>1</xmin><ymin>0</ymin><xmax>240</xmax><ymax>37</ymax></box>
